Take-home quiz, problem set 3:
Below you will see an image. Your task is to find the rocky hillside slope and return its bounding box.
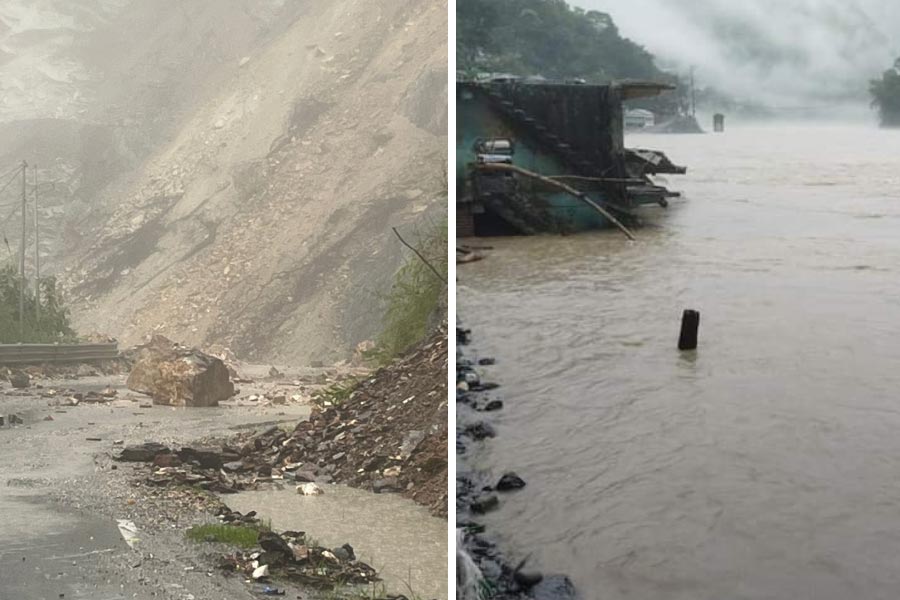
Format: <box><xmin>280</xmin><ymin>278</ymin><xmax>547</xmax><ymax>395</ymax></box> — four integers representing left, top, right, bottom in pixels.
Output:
<box><xmin>0</xmin><ymin>0</ymin><xmax>447</xmax><ymax>364</ymax></box>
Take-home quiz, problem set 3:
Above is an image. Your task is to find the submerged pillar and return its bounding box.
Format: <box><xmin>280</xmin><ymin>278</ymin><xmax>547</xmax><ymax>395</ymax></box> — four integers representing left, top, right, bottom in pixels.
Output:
<box><xmin>713</xmin><ymin>113</ymin><xmax>725</xmax><ymax>132</ymax></box>
<box><xmin>678</xmin><ymin>309</ymin><xmax>700</xmax><ymax>350</ymax></box>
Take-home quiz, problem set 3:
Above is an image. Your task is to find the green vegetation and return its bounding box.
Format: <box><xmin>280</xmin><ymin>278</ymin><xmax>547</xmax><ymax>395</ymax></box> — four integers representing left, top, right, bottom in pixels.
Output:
<box><xmin>185</xmin><ymin>523</ymin><xmax>267</xmax><ymax>548</ymax></box>
<box><xmin>311</xmin><ymin>377</ymin><xmax>364</xmax><ymax>408</ymax></box>
<box><xmin>457</xmin><ymin>0</ymin><xmax>682</xmax><ymax>113</ymax></box>
<box><xmin>371</xmin><ymin>220</ymin><xmax>447</xmax><ymax>363</ymax></box>
<box><xmin>870</xmin><ymin>58</ymin><xmax>900</xmax><ymax>128</ymax></box>
<box><xmin>0</xmin><ymin>264</ymin><xmax>75</xmax><ymax>343</ymax></box>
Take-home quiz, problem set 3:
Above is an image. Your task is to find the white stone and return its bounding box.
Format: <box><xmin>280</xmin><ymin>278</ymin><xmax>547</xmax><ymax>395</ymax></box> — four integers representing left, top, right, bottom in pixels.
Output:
<box><xmin>296</xmin><ymin>482</ymin><xmax>324</xmax><ymax>496</ymax></box>
<box><xmin>251</xmin><ymin>564</ymin><xmax>269</xmax><ymax>579</ymax></box>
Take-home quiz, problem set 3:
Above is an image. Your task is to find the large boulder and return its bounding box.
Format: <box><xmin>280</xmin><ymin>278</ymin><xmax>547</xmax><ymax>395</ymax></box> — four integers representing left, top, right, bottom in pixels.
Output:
<box><xmin>126</xmin><ymin>335</ymin><xmax>234</xmax><ymax>407</ymax></box>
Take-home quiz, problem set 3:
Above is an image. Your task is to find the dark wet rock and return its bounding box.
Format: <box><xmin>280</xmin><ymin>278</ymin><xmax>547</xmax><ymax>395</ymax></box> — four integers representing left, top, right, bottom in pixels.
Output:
<box><xmin>331</xmin><ymin>543</ymin><xmax>355</xmax><ymax>562</ymax></box>
<box><xmin>9</xmin><ymin>371</ymin><xmax>29</xmax><ymax>389</ymax></box>
<box><xmin>462</xmin><ymin>422</ymin><xmax>495</xmax><ymax>440</ymax></box>
<box><xmin>152</xmin><ymin>453</ymin><xmax>182</xmax><ymax>468</ymax></box>
<box><xmin>372</xmin><ymin>477</ymin><xmax>402</xmax><ymax>493</ymax></box>
<box><xmin>290</xmin><ymin>470</ymin><xmax>317</xmax><ymax>483</ymax></box>
<box><xmin>496</xmin><ymin>472</ymin><xmax>526</xmax><ymax>491</ymax></box>
<box><xmin>481</xmin><ymin>399</ymin><xmax>503</xmax><ymax>412</ymax></box>
<box><xmin>472</xmin><ymin>382</ymin><xmax>500</xmax><ymax>391</ymax></box>
<box><xmin>116</xmin><ymin>442</ymin><xmax>170</xmax><ymax>462</ymax></box>
<box><xmin>514</xmin><ymin>570</ymin><xmax>544</xmax><ymax>589</ymax></box>
<box><xmin>217</xmin><ymin>507</ymin><xmax>259</xmax><ymax>525</ymax></box>
<box><xmin>177</xmin><ymin>447</ymin><xmax>233</xmax><ymax>469</ymax></box>
<box><xmin>470</xmin><ymin>494</ymin><xmax>499</xmax><ymax>514</ymax></box>
<box><xmin>532</xmin><ymin>575</ymin><xmax>577</xmax><ymax>600</ymax></box>
<box><xmin>478</xmin><ymin>357</ymin><xmax>496</xmax><ymax>365</ymax></box>
<box><xmin>258</xmin><ymin>531</ymin><xmax>294</xmax><ymax>558</ymax></box>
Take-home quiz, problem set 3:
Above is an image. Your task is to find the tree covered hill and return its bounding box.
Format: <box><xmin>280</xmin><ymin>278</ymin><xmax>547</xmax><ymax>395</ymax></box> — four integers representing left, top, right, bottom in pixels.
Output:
<box><xmin>870</xmin><ymin>58</ymin><xmax>900</xmax><ymax>127</ymax></box>
<box><xmin>457</xmin><ymin>0</ymin><xmax>682</xmax><ymax>112</ymax></box>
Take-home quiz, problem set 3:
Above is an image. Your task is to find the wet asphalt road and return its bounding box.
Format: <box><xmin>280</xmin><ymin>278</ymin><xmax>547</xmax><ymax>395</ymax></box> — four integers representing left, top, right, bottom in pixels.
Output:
<box><xmin>0</xmin><ymin>375</ymin><xmax>309</xmax><ymax>600</ymax></box>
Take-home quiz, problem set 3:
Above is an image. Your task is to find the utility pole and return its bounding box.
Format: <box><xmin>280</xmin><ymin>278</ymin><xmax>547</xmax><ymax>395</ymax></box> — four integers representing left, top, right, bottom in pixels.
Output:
<box><xmin>19</xmin><ymin>160</ymin><xmax>27</xmax><ymax>337</ymax></box>
<box><xmin>33</xmin><ymin>165</ymin><xmax>40</xmax><ymax>322</ymax></box>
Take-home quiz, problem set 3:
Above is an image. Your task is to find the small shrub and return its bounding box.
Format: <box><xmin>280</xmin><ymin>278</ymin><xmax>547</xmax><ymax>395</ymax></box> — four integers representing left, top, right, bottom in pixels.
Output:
<box><xmin>185</xmin><ymin>523</ymin><xmax>264</xmax><ymax>548</ymax></box>
<box><xmin>373</xmin><ymin>220</ymin><xmax>447</xmax><ymax>362</ymax></box>
<box><xmin>0</xmin><ymin>264</ymin><xmax>76</xmax><ymax>343</ymax></box>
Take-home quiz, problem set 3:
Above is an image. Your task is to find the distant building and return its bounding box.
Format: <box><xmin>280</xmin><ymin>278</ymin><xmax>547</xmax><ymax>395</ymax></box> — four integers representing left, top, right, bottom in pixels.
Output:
<box><xmin>624</xmin><ymin>108</ymin><xmax>655</xmax><ymax>129</ymax></box>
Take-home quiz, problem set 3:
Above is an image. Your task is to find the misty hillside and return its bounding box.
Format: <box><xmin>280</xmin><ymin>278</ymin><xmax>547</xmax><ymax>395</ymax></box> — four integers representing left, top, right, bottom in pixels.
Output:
<box><xmin>0</xmin><ymin>0</ymin><xmax>447</xmax><ymax>364</ymax></box>
<box><xmin>579</xmin><ymin>0</ymin><xmax>900</xmax><ymax>108</ymax></box>
<box><xmin>457</xmin><ymin>0</ymin><xmax>682</xmax><ymax>112</ymax></box>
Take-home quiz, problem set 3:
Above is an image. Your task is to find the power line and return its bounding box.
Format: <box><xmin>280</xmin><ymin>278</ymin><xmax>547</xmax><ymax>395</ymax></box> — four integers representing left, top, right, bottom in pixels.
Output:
<box><xmin>0</xmin><ymin>164</ymin><xmax>24</xmax><ymax>183</ymax></box>
<box><xmin>0</xmin><ymin>165</ymin><xmax>23</xmax><ymax>199</ymax></box>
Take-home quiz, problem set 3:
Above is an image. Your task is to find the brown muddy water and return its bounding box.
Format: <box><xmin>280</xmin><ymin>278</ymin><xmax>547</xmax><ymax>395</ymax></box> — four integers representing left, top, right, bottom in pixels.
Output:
<box><xmin>458</xmin><ymin>124</ymin><xmax>900</xmax><ymax>600</ymax></box>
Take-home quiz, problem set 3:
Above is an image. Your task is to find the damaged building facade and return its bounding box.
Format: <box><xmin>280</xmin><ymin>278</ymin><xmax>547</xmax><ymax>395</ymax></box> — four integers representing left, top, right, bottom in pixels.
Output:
<box><xmin>456</xmin><ymin>79</ymin><xmax>686</xmax><ymax>236</ymax></box>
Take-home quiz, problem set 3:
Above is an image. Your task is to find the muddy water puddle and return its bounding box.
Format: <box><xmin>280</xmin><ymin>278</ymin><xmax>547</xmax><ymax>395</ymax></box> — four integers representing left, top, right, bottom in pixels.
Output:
<box><xmin>229</xmin><ymin>486</ymin><xmax>447</xmax><ymax>600</ymax></box>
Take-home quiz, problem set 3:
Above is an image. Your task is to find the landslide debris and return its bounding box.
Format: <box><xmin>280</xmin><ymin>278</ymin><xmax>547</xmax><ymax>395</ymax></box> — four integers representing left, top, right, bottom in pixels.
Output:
<box><xmin>118</xmin><ymin>328</ymin><xmax>448</xmax><ymax>516</ymax></box>
<box><xmin>208</xmin><ymin>509</ymin><xmax>380</xmax><ymax>590</ymax></box>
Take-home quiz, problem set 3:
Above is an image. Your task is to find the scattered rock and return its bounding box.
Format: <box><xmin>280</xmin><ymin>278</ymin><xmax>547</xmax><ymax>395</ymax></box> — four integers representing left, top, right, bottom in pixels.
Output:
<box><xmin>331</xmin><ymin>543</ymin><xmax>355</xmax><ymax>562</ymax></box>
<box><xmin>116</xmin><ymin>442</ymin><xmax>170</xmax><ymax>462</ymax></box>
<box><xmin>470</xmin><ymin>494</ymin><xmax>499</xmax><ymax>514</ymax></box>
<box><xmin>462</xmin><ymin>422</ymin><xmax>495</xmax><ymax>440</ymax></box>
<box><xmin>76</xmin><ymin>364</ymin><xmax>97</xmax><ymax>378</ymax></box>
<box><xmin>496</xmin><ymin>472</ymin><xmax>526</xmax><ymax>491</ymax></box>
<box><xmin>251</xmin><ymin>564</ymin><xmax>269</xmax><ymax>579</ymax></box>
<box><xmin>532</xmin><ymin>575</ymin><xmax>577</xmax><ymax>600</ymax></box>
<box><xmin>481</xmin><ymin>399</ymin><xmax>503</xmax><ymax>412</ymax></box>
<box><xmin>372</xmin><ymin>477</ymin><xmax>401</xmax><ymax>494</ymax></box>
<box><xmin>296</xmin><ymin>482</ymin><xmax>324</xmax><ymax>496</ymax></box>
<box><xmin>9</xmin><ymin>371</ymin><xmax>29</xmax><ymax>389</ymax></box>
<box><xmin>514</xmin><ymin>570</ymin><xmax>544</xmax><ymax>589</ymax></box>
<box><xmin>382</xmin><ymin>465</ymin><xmax>401</xmax><ymax>478</ymax></box>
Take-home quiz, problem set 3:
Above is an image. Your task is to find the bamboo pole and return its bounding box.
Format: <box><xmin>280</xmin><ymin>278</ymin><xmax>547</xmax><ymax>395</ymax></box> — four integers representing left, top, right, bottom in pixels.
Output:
<box><xmin>547</xmin><ymin>174</ymin><xmax>645</xmax><ymax>184</ymax></box>
<box><xmin>475</xmin><ymin>163</ymin><xmax>637</xmax><ymax>241</ymax></box>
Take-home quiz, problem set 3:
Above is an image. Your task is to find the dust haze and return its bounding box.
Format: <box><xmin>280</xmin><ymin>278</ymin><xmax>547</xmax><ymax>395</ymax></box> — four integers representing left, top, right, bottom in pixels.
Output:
<box><xmin>0</xmin><ymin>0</ymin><xmax>448</xmax><ymax>363</ymax></box>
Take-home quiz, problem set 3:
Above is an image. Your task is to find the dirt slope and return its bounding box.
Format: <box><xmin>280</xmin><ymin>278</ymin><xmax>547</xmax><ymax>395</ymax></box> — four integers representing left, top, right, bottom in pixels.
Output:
<box><xmin>0</xmin><ymin>0</ymin><xmax>447</xmax><ymax>364</ymax></box>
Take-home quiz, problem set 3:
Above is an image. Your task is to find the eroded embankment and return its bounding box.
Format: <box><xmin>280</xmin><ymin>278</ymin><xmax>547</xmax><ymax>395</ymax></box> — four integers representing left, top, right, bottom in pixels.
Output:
<box><xmin>456</xmin><ymin>325</ymin><xmax>577</xmax><ymax>600</ymax></box>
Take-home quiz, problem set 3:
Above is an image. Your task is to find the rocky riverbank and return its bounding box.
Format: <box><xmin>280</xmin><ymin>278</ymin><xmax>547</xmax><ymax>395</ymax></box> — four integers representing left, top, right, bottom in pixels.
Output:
<box><xmin>456</xmin><ymin>326</ymin><xmax>577</xmax><ymax>600</ymax></box>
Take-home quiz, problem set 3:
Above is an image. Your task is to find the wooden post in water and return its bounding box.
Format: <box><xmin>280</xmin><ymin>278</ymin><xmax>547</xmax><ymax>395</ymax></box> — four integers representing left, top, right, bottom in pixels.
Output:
<box><xmin>678</xmin><ymin>309</ymin><xmax>700</xmax><ymax>350</ymax></box>
<box><xmin>713</xmin><ymin>113</ymin><xmax>725</xmax><ymax>132</ymax></box>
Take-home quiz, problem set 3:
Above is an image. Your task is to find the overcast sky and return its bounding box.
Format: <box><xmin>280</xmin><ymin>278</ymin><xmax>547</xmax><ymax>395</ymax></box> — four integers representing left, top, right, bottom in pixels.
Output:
<box><xmin>574</xmin><ymin>0</ymin><xmax>900</xmax><ymax>107</ymax></box>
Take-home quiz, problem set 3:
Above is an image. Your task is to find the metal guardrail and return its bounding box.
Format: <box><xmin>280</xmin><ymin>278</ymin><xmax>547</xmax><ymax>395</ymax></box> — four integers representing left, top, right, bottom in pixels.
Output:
<box><xmin>0</xmin><ymin>342</ymin><xmax>119</xmax><ymax>365</ymax></box>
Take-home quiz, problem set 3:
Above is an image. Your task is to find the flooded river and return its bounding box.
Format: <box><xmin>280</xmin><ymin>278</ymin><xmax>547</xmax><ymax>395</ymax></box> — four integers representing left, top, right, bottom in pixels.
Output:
<box><xmin>458</xmin><ymin>123</ymin><xmax>900</xmax><ymax>600</ymax></box>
